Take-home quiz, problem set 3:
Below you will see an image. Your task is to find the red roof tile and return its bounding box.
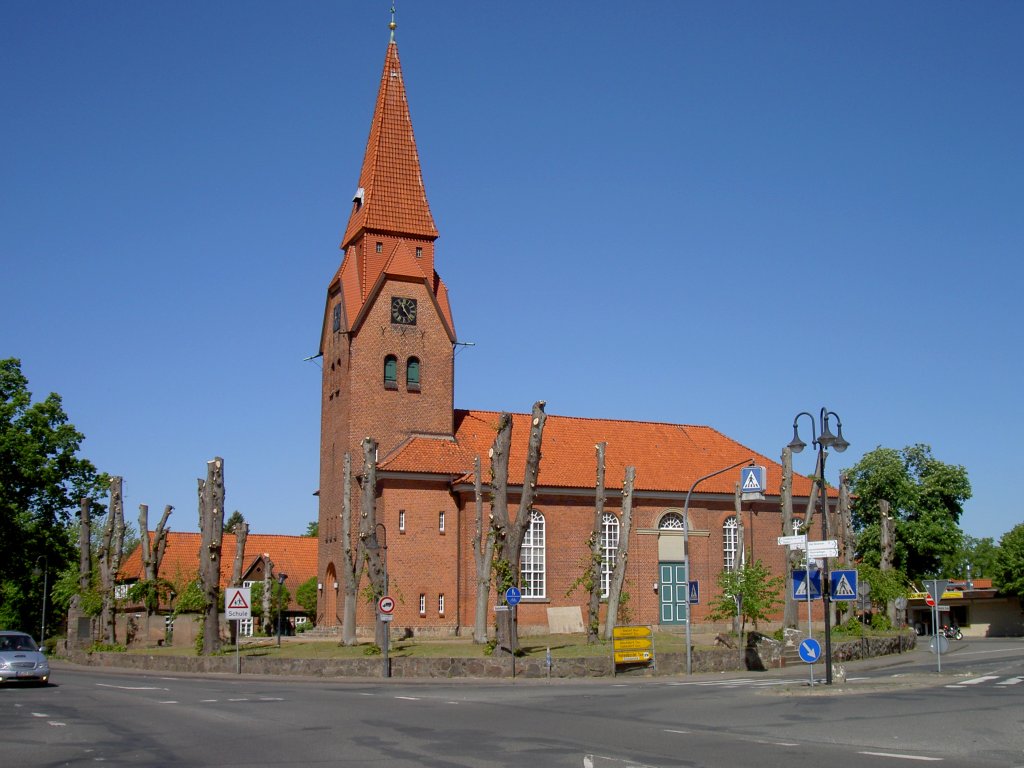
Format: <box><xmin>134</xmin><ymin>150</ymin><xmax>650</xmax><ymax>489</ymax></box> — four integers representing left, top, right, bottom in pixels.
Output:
<box><xmin>380</xmin><ymin>409</ymin><xmax>826</xmax><ymax>498</ymax></box>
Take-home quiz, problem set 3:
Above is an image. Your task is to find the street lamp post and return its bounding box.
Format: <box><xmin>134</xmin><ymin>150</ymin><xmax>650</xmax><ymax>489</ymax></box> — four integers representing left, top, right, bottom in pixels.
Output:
<box><xmin>787</xmin><ymin>407</ymin><xmax>849</xmax><ymax>685</ymax></box>
<box><xmin>681</xmin><ymin>457</ymin><xmax>755</xmax><ymax>675</ymax></box>
<box><xmin>34</xmin><ymin>556</ymin><xmax>49</xmax><ymax>644</ymax></box>
<box><xmin>276</xmin><ymin>573</ymin><xmax>288</xmax><ymax>648</ymax></box>
<box><xmin>373</xmin><ymin>523</ymin><xmax>390</xmax><ymax>678</ymax></box>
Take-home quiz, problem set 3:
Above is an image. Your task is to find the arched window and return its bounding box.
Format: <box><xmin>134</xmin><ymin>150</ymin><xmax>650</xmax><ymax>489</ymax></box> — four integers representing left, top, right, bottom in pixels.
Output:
<box><xmin>600</xmin><ymin>513</ymin><xmax>619</xmax><ymax>598</ymax></box>
<box><xmin>659</xmin><ymin>512</ymin><xmax>685</xmax><ymax>531</ymax></box>
<box><xmin>520</xmin><ymin>509</ymin><xmax>546</xmax><ymax>598</ymax></box>
<box><xmin>723</xmin><ymin>516</ymin><xmax>739</xmax><ymax>571</ymax></box>
<box><xmin>406</xmin><ymin>357</ymin><xmax>420</xmax><ymax>391</ymax></box>
<box><xmin>384</xmin><ymin>355</ymin><xmax>397</xmax><ymax>389</ymax></box>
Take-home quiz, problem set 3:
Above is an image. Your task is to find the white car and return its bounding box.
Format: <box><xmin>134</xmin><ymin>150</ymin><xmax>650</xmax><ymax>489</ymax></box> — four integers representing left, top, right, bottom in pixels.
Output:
<box><xmin>0</xmin><ymin>631</ymin><xmax>50</xmax><ymax>685</ymax></box>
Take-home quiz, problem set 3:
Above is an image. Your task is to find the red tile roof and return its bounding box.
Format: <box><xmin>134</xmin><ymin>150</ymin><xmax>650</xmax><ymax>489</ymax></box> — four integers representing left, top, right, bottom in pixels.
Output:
<box><xmin>120</xmin><ymin>532</ymin><xmax>317</xmax><ymax>608</ymax></box>
<box><xmin>380</xmin><ymin>409</ymin><xmax>827</xmax><ymax>498</ymax></box>
<box><xmin>342</xmin><ymin>41</ymin><xmax>437</xmax><ymax>248</ymax></box>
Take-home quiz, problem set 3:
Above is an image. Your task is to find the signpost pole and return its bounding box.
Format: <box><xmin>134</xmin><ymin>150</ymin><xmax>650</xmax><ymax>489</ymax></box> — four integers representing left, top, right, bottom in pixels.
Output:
<box><xmin>805</xmin><ymin>532</ymin><xmax>813</xmax><ymax>687</ymax></box>
<box><xmin>235</xmin><ymin>619</ymin><xmax>240</xmax><ymax>675</ymax></box>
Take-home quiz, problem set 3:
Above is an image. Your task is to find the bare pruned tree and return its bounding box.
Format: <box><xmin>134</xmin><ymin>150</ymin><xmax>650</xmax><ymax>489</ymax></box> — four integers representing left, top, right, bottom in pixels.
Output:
<box><xmin>603</xmin><ymin>465</ymin><xmax>636</xmax><ymax>640</ymax></box>
<box><xmin>197</xmin><ymin>458</ymin><xmax>225</xmax><ymax>654</ymax></box>
<box><xmin>358</xmin><ymin>438</ymin><xmax>387</xmax><ymax>648</ymax></box>
<box><xmin>340</xmin><ymin>452</ymin><xmax>360</xmax><ymax>646</ymax></box>
<box><xmin>471</xmin><ymin>455</ymin><xmax>494</xmax><ymax>643</ymax></box>
<box><xmin>98</xmin><ymin>477</ymin><xmax>126</xmax><ymax>644</ymax></box>
<box><xmin>585</xmin><ymin>442</ymin><xmax>608</xmax><ymax>643</ymax></box>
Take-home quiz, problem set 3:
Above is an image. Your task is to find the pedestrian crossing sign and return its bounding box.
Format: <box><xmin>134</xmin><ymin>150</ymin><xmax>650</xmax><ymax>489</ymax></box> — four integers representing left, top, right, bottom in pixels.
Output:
<box><xmin>830</xmin><ymin>569</ymin><xmax>858</xmax><ymax>601</ymax></box>
<box><xmin>792</xmin><ymin>569</ymin><xmax>822</xmax><ymax>600</ymax></box>
<box><xmin>741</xmin><ymin>465</ymin><xmax>766</xmax><ymax>501</ymax></box>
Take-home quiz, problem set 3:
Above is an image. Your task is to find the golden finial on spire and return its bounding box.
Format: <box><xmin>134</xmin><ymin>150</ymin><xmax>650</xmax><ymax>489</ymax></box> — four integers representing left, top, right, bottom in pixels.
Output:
<box><xmin>389</xmin><ymin>4</ymin><xmax>397</xmax><ymax>42</ymax></box>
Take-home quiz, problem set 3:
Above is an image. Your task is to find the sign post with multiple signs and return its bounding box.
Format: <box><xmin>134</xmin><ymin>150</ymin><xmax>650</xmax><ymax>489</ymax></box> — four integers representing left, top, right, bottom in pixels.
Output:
<box><xmin>377</xmin><ymin>595</ymin><xmax>395</xmax><ymax>678</ymax></box>
<box><xmin>923</xmin><ymin>579</ymin><xmax>949</xmax><ymax>672</ymax></box>
<box><xmin>612</xmin><ymin>626</ymin><xmax>655</xmax><ymax>672</ymax></box>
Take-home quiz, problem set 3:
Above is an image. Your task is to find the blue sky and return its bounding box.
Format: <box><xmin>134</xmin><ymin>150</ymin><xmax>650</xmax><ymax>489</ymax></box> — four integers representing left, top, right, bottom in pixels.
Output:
<box><xmin>3</xmin><ymin>2</ymin><xmax>1021</xmax><ymax>544</ymax></box>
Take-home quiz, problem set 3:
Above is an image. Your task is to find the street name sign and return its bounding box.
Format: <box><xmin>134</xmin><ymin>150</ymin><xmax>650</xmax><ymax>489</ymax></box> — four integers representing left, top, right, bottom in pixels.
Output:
<box><xmin>806</xmin><ymin>539</ymin><xmax>839</xmax><ymax>559</ymax></box>
<box><xmin>612</xmin><ymin>625</ymin><xmax>655</xmax><ymax>670</ymax></box>
<box><xmin>777</xmin><ymin>535</ymin><xmax>806</xmax><ymax>547</ymax></box>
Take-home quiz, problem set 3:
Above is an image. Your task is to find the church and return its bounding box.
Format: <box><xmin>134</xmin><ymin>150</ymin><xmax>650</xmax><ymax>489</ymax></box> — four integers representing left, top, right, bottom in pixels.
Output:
<box><xmin>315</xmin><ymin>22</ymin><xmax>823</xmax><ymax>637</ymax></box>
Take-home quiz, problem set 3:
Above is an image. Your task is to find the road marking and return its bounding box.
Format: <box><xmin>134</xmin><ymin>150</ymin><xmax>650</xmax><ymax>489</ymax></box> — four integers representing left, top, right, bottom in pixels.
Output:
<box><xmin>258</xmin><ymin>697</ymin><xmax>284</xmax><ymax>701</ymax></box>
<box><xmin>664</xmin><ymin>729</ymin><xmax>690</xmax><ymax>735</ymax></box>
<box><xmin>228</xmin><ymin>698</ymin><xmax>249</xmax><ymax>702</ymax></box>
<box><xmin>960</xmin><ymin>675</ymin><xmax>999</xmax><ymax>685</ymax></box>
<box><xmin>394</xmin><ymin>696</ymin><xmax>420</xmax><ymax>701</ymax></box>
<box><xmin>773</xmin><ymin>742</ymin><xmax>799</xmax><ymax>746</ymax></box>
<box><xmin>48</xmin><ymin>721</ymin><xmax>66</xmax><ymax>727</ymax></box>
<box><xmin>31</xmin><ymin>712</ymin><xmax>49</xmax><ymax>718</ymax></box>
<box><xmin>96</xmin><ymin>684</ymin><xmax>168</xmax><ymax>691</ymax></box>
<box><xmin>858</xmin><ymin>752</ymin><xmax>942</xmax><ymax>761</ymax></box>
<box><xmin>997</xmin><ymin>677</ymin><xmax>1023</xmax><ymax>686</ymax></box>
<box><xmin>158</xmin><ymin>701</ymin><xmax>178</xmax><ymax>705</ymax></box>
<box><xmin>200</xmin><ymin>699</ymin><xmax>218</xmax><ymax>703</ymax></box>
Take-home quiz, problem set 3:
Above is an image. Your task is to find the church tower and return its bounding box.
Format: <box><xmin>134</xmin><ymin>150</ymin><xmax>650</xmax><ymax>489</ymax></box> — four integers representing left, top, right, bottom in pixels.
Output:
<box><xmin>317</xmin><ymin>23</ymin><xmax>457</xmax><ymax>621</ymax></box>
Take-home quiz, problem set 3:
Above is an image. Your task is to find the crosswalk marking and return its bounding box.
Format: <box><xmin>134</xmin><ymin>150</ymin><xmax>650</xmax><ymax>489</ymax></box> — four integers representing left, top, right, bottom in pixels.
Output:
<box><xmin>946</xmin><ymin>675</ymin><xmax>1021</xmax><ymax>688</ymax></box>
<box><xmin>996</xmin><ymin>676</ymin><xmax>1023</xmax><ymax>686</ymax></box>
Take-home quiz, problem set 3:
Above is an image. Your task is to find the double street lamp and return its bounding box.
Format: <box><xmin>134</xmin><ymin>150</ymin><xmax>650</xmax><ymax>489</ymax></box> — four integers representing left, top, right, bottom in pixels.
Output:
<box><xmin>787</xmin><ymin>407</ymin><xmax>848</xmax><ymax>685</ymax></box>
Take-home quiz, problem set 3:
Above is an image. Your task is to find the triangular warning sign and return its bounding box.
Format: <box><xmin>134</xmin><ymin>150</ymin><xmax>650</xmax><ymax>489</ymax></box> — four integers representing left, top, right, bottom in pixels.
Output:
<box><xmin>833</xmin><ymin>574</ymin><xmax>855</xmax><ymax>597</ymax></box>
<box><xmin>742</xmin><ymin>470</ymin><xmax>761</xmax><ymax>491</ymax></box>
<box><xmin>228</xmin><ymin>591</ymin><xmax>249</xmax><ymax>609</ymax></box>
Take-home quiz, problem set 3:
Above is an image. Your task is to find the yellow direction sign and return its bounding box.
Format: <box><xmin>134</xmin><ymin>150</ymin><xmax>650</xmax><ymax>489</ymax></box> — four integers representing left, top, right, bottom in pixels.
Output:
<box><xmin>614</xmin><ymin>651</ymin><xmax>652</xmax><ymax>664</ymax></box>
<box><xmin>613</xmin><ymin>638</ymin><xmax>653</xmax><ymax>651</ymax></box>
<box><xmin>613</xmin><ymin>625</ymin><xmax>652</xmax><ymax>639</ymax></box>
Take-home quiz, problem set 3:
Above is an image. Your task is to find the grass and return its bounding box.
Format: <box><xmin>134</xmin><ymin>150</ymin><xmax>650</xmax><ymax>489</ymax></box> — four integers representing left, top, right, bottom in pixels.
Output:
<box><xmin>130</xmin><ymin>630</ymin><xmax>703</xmax><ymax>660</ymax></box>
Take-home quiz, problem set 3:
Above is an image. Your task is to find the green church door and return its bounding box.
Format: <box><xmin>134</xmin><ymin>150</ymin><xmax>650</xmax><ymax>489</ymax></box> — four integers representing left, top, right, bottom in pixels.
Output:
<box><xmin>659</xmin><ymin>562</ymin><xmax>689</xmax><ymax>625</ymax></box>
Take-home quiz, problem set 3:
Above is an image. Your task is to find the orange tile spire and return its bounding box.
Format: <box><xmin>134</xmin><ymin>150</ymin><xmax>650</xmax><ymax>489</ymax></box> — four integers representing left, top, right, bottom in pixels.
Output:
<box><xmin>341</xmin><ymin>36</ymin><xmax>437</xmax><ymax>250</ymax></box>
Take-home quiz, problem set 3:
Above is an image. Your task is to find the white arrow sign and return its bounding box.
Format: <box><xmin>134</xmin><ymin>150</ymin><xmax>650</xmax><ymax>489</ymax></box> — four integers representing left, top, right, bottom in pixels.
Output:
<box><xmin>777</xmin><ymin>535</ymin><xmax>806</xmax><ymax>546</ymax></box>
<box><xmin>807</xmin><ymin>540</ymin><xmax>839</xmax><ymax>558</ymax></box>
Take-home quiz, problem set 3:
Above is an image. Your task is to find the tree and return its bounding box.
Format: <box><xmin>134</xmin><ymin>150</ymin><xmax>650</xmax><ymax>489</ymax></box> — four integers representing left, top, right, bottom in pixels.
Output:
<box><xmin>706</xmin><ymin>558</ymin><xmax>784</xmax><ymax>642</ymax></box>
<box><xmin>845</xmin><ymin>445</ymin><xmax>971</xmax><ymax>581</ymax></box>
<box><xmin>304</xmin><ymin>520</ymin><xmax>318</xmax><ymax>537</ymax></box>
<box><xmin>296</xmin><ymin>577</ymin><xmax>318</xmax><ymax>621</ymax></box>
<box><xmin>223</xmin><ymin>510</ymin><xmax>245</xmax><ymax>535</ymax></box>
<box><xmin>993</xmin><ymin>523</ymin><xmax>1024</xmax><ymax>596</ymax></box>
<box><xmin>0</xmin><ymin>358</ymin><xmax>106</xmax><ymax>633</ymax></box>
<box><xmin>197</xmin><ymin>458</ymin><xmax>226</xmax><ymax>654</ymax></box>
<box><xmin>942</xmin><ymin>534</ymin><xmax>999</xmax><ymax>580</ymax></box>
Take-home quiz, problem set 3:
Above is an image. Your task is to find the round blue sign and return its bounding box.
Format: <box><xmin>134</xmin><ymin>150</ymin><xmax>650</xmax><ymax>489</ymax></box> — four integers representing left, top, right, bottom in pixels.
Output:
<box><xmin>505</xmin><ymin>586</ymin><xmax>522</xmax><ymax>606</ymax></box>
<box><xmin>798</xmin><ymin>637</ymin><xmax>821</xmax><ymax>664</ymax></box>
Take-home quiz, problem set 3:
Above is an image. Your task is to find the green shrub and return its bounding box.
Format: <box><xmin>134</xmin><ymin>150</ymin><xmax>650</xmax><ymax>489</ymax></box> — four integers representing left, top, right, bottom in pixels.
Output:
<box><xmin>870</xmin><ymin>612</ymin><xmax>893</xmax><ymax>631</ymax></box>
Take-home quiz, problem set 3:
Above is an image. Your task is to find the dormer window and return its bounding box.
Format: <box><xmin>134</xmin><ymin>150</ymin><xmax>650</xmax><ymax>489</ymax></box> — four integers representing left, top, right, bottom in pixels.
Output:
<box><xmin>415</xmin><ymin>247</ymin><xmax>422</xmax><ymax>259</ymax></box>
<box><xmin>353</xmin><ymin>187</ymin><xmax>364</xmax><ymax>208</ymax></box>
<box><xmin>376</xmin><ymin>241</ymin><xmax>383</xmax><ymax>254</ymax></box>
<box><xmin>332</xmin><ymin>304</ymin><xmax>342</xmax><ymax>333</ymax></box>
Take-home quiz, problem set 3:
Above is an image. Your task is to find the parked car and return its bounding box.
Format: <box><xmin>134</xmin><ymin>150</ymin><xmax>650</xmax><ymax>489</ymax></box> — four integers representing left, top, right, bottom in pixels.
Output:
<box><xmin>0</xmin><ymin>631</ymin><xmax>50</xmax><ymax>685</ymax></box>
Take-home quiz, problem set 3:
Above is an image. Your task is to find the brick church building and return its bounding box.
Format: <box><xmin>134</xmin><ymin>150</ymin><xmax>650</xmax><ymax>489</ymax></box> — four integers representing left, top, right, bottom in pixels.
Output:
<box><xmin>316</xmin><ymin>24</ymin><xmax>824</xmax><ymax>637</ymax></box>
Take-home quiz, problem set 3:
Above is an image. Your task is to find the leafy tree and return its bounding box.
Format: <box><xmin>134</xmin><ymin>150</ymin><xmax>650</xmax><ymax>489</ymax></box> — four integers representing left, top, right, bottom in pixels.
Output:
<box><xmin>304</xmin><ymin>520</ymin><xmax>318</xmax><ymax>537</ymax></box>
<box><xmin>706</xmin><ymin>559</ymin><xmax>784</xmax><ymax>641</ymax></box>
<box><xmin>248</xmin><ymin>581</ymin><xmax>290</xmax><ymax>619</ymax></box>
<box><xmin>296</xmin><ymin>576</ymin><xmax>318</xmax><ymax>621</ymax></box>
<box><xmin>0</xmin><ymin>358</ymin><xmax>106</xmax><ymax>633</ymax></box>
<box><xmin>942</xmin><ymin>534</ymin><xmax>999</xmax><ymax>580</ymax></box>
<box><xmin>223</xmin><ymin>510</ymin><xmax>246</xmax><ymax>534</ymax></box>
<box><xmin>993</xmin><ymin>523</ymin><xmax>1024</xmax><ymax>596</ymax></box>
<box><xmin>845</xmin><ymin>444</ymin><xmax>971</xmax><ymax>581</ymax></box>
<box><xmin>856</xmin><ymin>563</ymin><xmax>910</xmax><ymax>608</ymax></box>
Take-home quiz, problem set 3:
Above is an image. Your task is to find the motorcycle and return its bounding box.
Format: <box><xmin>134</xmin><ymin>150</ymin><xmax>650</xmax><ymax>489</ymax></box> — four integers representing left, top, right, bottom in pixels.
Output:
<box><xmin>941</xmin><ymin>624</ymin><xmax>963</xmax><ymax>640</ymax></box>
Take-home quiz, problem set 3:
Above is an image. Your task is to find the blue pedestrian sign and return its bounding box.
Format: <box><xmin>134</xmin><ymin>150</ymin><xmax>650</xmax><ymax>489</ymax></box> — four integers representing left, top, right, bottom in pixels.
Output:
<box><xmin>830</xmin><ymin>569</ymin><xmax>858</xmax><ymax>601</ymax></box>
<box><xmin>505</xmin><ymin>586</ymin><xmax>522</xmax><ymax>607</ymax></box>
<box><xmin>792</xmin><ymin>569</ymin><xmax>822</xmax><ymax>600</ymax></box>
<box><xmin>740</xmin><ymin>466</ymin><xmax>766</xmax><ymax>494</ymax></box>
<box><xmin>688</xmin><ymin>580</ymin><xmax>699</xmax><ymax>605</ymax></box>
<box><xmin>798</xmin><ymin>637</ymin><xmax>822</xmax><ymax>664</ymax></box>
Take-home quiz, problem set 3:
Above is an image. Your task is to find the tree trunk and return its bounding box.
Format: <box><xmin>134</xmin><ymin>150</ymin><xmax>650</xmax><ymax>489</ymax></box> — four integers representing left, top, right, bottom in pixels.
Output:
<box><xmin>471</xmin><ymin>455</ymin><xmax>494</xmax><ymax>643</ymax></box>
<box><xmin>359</xmin><ymin>438</ymin><xmax>387</xmax><ymax>648</ymax></box>
<box><xmin>98</xmin><ymin>476</ymin><xmax>125</xmax><ymax>644</ymax></box>
<box><xmin>341</xmin><ymin>452</ymin><xmax>359</xmax><ymax>646</ymax></box>
<box><xmin>781</xmin><ymin>447</ymin><xmax>799</xmax><ymax>629</ymax></box>
<box><xmin>230</xmin><ymin>521</ymin><xmax>249</xmax><ymax>587</ymax></box>
<box><xmin>733</xmin><ymin>482</ymin><xmax>743</xmax><ymax>637</ymax></box>
<box><xmin>838</xmin><ymin>473</ymin><xmax>854</xmax><ymax>566</ymax></box>
<box><xmin>880</xmin><ymin>499</ymin><xmax>896</xmax><ymax>625</ymax></box>
<box><xmin>586</xmin><ymin>442</ymin><xmax>607</xmax><ymax>643</ymax></box>
<box><xmin>603</xmin><ymin>466</ymin><xmax>635</xmax><ymax>640</ymax></box>
<box><xmin>491</xmin><ymin>402</ymin><xmax>547</xmax><ymax>655</ymax></box>
<box><xmin>138</xmin><ymin>502</ymin><xmax>173</xmax><ymax>640</ymax></box>
<box><xmin>78</xmin><ymin>497</ymin><xmax>92</xmax><ymax>594</ymax></box>
<box><xmin>263</xmin><ymin>556</ymin><xmax>273</xmax><ymax>635</ymax></box>
<box><xmin>197</xmin><ymin>457</ymin><xmax>225</xmax><ymax>654</ymax></box>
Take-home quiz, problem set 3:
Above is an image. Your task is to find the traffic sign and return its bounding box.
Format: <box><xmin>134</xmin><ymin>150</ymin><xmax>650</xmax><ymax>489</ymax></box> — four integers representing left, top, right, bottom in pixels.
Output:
<box><xmin>741</xmin><ymin>466</ymin><xmax>766</xmax><ymax>500</ymax></box>
<box><xmin>505</xmin><ymin>586</ymin><xmax>522</xmax><ymax>606</ymax></box>
<box><xmin>830</xmin><ymin>569</ymin><xmax>858</xmax><ymax>601</ymax></box>
<box><xmin>798</xmin><ymin>637</ymin><xmax>822</xmax><ymax>663</ymax></box>
<box><xmin>777</xmin><ymin>535</ymin><xmax>806</xmax><ymax>547</ymax></box>
<box><xmin>792</xmin><ymin>569</ymin><xmax>822</xmax><ymax>600</ymax></box>
<box><xmin>688</xmin><ymin>580</ymin><xmax>700</xmax><ymax>605</ymax></box>
<box><xmin>924</xmin><ymin>593</ymin><xmax>935</xmax><ymax>607</ymax></box>
<box><xmin>225</xmin><ymin>587</ymin><xmax>251</xmax><ymax>620</ymax></box>
<box><xmin>923</xmin><ymin>579</ymin><xmax>949</xmax><ymax>606</ymax></box>
<box><xmin>377</xmin><ymin>595</ymin><xmax>395</xmax><ymax>615</ymax></box>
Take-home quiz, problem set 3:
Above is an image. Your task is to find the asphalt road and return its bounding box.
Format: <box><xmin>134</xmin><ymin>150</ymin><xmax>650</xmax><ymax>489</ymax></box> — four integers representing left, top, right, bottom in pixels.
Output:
<box><xmin>1</xmin><ymin>638</ymin><xmax>1021</xmax><ymax>767</ymax></box>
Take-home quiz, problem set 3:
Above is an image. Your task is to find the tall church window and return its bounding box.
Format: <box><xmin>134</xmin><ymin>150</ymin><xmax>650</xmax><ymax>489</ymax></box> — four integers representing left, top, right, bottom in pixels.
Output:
<box><xmin>407</xmin><ymin>357</ymin><xmax>421</xmax><ymax>391</ymax></box>
<box><xmin>332</xmin><ymin>304</ymin><xmax>341</xmax><ymax>333</ymax></box>
<box><xmin>601</xmin><ymin>513</ymin><xmax>619</xmax><ymax>598</ymax></box>
<box><xmin>723</xmin><ymin>516</ymin><xmax>739</xmax><ymax>571</ymax></box>
<box><xmin>520</xmin><ymin>510</ymin><xmax>546</xmax><ymax>598</ymax></box>
<box><xmin>384</xmin><ymin>355</ymin><xmax>398</xmax><ymax>389</ymax></box>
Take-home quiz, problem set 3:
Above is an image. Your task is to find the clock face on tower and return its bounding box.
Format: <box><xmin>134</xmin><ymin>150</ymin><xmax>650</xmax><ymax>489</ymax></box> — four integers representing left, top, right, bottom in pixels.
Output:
<box><xmin>390</xmin><ymin>296</ymin><xmax>417</xmax><ymax>325</ymax></box>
